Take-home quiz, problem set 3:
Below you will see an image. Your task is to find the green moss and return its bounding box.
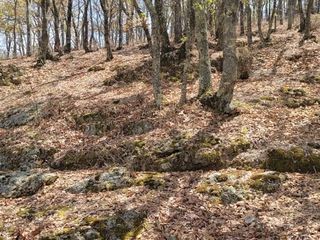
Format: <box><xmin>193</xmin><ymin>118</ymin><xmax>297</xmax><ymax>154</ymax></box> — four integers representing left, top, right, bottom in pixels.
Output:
<box><xmin>260</xmin><ymin>96</ymin><xmax>276</xmax><ymax>101</ymax></box>
<box><xmin>134</xmin><ymin>173</ymin><xmax>165</xmax><ymax>189</ymax></box>
<box><xmin>266</xmin><ymin>147</ymin><xmax>320</xmax><ymax>173</ymax></box>
<box><xmin>196</xmin><ymin>182</ymin><xmax>222</xmax><ymax>196</ymax></box>
<box><xmin>249</xmin><ymin>173</ymin><xmax>282</xmax><ymax>193</ymax></box>
<box><xmin>280</xmin><ymin>86</ymin><xmax>306</xmax><ymax>96</ymax></box>
<box><xmin>226</xmin><ymin>136</ymin><xmax>251</xmax><ymax>157</ymax></box>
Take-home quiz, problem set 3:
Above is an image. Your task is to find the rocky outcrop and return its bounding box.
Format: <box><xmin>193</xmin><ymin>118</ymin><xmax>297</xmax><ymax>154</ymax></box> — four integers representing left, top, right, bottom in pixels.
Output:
<box><xmin>197</xmin><ymin>170</ymin><xmax>287</xmax><ymax>205</ymax></box>
<box><xmin>0</xmin><ymin>64</ymin><xmax>23</xmax><ymax>86</ymax></box>
<box><xmin>266</xmin><ymin>146</ymin><xmax>320</xmax><ymax>173</ymax></box>
<box><xmin>41</xmin><ymin>209</ymin><xmax>147</xmax><ymax>240</ymax></box>
<box><xmin>0</xmin><ymin>172</ymin><xmax>58</xmax><ymax>198</ymax></box>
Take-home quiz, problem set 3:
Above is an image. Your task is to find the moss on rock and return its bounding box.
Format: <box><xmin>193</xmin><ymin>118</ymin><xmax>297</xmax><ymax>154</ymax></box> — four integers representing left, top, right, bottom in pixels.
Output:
<box><xmin>249</xmin><ymin>172</ymin><xmax>285</xmax><ymax>193</ymax></box>
<box><xmin>266</xmin><ymin>147</ymin><xmax>320</xmax><ymax>173</ymax></box>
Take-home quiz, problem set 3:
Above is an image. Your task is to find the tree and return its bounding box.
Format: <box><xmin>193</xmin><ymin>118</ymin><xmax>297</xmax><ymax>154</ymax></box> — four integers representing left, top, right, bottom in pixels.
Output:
<box><xmin>155</xmin><ymin>0</ymin><xmax>171</xmax><ymax>54</ymax></box>
<box><xmin>246</xmin><ymin>1</ymin><xmax>253</xmax><ymax>47</ymax></box>
<box><xmin>52</xmin><ymin>0</ymin><xmax>62</xmax><ymax>54</ymax></box>
<box><xmin>202</xmin><ymin>0</ymin><xmax>239</xmax><ymax>113</ymax></box>
<box><xmin>180</xmin><ymin>0</ymin><xmax>195</xmax><ymax>104</ymax></box>
<box><xmin>144</xmin><ymin>0</ymin><xmax>162</xmax><ymax>108</ymax></box>
<box><xmin>37</xmin><ymin>0</ymin><xmax>51</xmax><ymax>66</ymax></box>
<box><xmin>174</xmin><ymin>0</ymin><xmax>183</xmax><ymax>43</ymax></box>
<box><xmin>65</xmin><ymin>0</ymin><xmax>72</xmax><ymax>53</ymax></box>
<box><xmin>100</xmin><ymin>0</ymin><xmax>113</xmax><ymax>61</ymax></box>
<box><xmin>195</xmin><ymin>0</ymin><xmax>212</xmax><ymax>97</ymax></box>
<box><xmin>26</xmin><ymin>0</ymin><xmax>31</xmax><ymax>57</ymax></box>
<box><xmin>300</xmin><ymin>0</ymin><xmax>315</xmax><ymax>44</ymax></box>
<box><xmin>83</xmin><ymin>0</ymin><xmax>91</xmax><ymax>53</ymax></box>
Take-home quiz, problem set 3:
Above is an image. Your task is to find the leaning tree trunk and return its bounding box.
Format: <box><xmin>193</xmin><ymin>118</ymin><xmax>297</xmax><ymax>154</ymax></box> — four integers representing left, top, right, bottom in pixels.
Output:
<box><xmin>195</xmin><ymin>0</ymin><xmax>212</xmax><ymax>97</ymax></box>
<box><xmin>132</xmin><ymin>0</ymin><xmax>152</xmax><ymax>48</ymax></box>
<box><xmin>213</xmin><ymin>0</ymin><xmax>239</xmax><ymax>113</ymax></box>
<box><xmin>26</xmin><ymin>0</ymin><xmax>32</xmax><ymax>56</ymax></box>
<box><xmin>100</xmin><ymin>0</ymin><xmax>113</xmax><ymax>61</ymax></box>
<box><xmin>65</xmin><ymin>0</ymin><xmax>73</xmax><ymax>53</ymax></box>
<box><xmin>144</xmin><ymin>0</ymin><xmax>162</xmax><ymax>108</ymax></box>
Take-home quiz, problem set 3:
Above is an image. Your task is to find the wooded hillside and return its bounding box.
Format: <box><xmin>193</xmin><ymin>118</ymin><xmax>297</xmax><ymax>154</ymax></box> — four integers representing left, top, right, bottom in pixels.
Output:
<box><xmin>0</xmin><ymin>0</ymin><xmax>320</xmax><ymax>239</ymax></box>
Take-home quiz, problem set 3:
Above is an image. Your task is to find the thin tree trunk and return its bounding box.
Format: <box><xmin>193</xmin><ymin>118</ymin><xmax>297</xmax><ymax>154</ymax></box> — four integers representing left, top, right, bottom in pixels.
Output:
<box><xmin>195</xmin><ymin>0</ymin><xmax>212</xmax><ymax>96</ymax></box>
<box><xmin>65</xmin><ymin>0</ymin><xmax>73</xmax><ymax>53</ymax></box>
<box><xmin>83</xmin><ymin>0</ymin><xmax>90</xmax><ymax>52</ymax></box>
<box><xmin>132</xmin><ymin>0</ymin><xmax>152</xmax><ymax>47</ymax></box>
<box><xmin>117</xmin><ymin>0</ymin><xmax>123</xmax><ymax>50</ymax></box>
<box><xmin>174</xmin><ymin>0</ymin><xmax>183</xmax><ymax>43</ymax></box>
<box><xmin>246</xmin><ymin>3</ymin><xmax>253</xmax><ymax>47</ymax></box>
<box><xmin>240</xmin><ymin>1</ymin><xmax>245</xmax><ymax>36</ymax></box>
<box><xmin>13</xmin><ymin>0</ymin><xmax>18</xmax><ymax>58</ymax></box>
<box><xmin>52</xmin><ymin>0</ymin><xmax>62</xmax><ymax>54</ymax></box>
<box><xmin>26</xmin><ymin>0</ymin><xmax>32</xmax><ymax>56</ymax></box>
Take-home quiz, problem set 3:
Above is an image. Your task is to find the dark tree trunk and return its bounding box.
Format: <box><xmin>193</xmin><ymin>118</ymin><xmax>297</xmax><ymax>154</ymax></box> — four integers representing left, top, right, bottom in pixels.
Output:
<box><xmin>52</xmin><ymin>0</ymin><xmax>62</xmax><ymax>54</ymax></box>
<box><xmin>278</xmin><ymin>0</ymin><xmax>284</xmax><ymax>25</ymax></box>
<box><xmin>215</xmin><ymin>0</ymin><xmax>225</xmax><ymax>51</ymax></box>
<box><xmin>174</xmin><ymin>0</ymin><xmax>183</xmax><ymax>43</ymax></box>
<box><xmin>155</xmin><ymin>0</ymin><xmax>171</xmax><ymax>53</ymax></box>
<box><xmin>83</xmin><ymin>0</ymin><xmax>90</xmax><ymax>53</ymax></box>
<box><xmin>65</xmin><ymin>0</ymin><xmax>73</xmax><ymax>53</ymax></box>
<box><xmin>240</xmin><ymin>1</ymin><xmax>245</xmax><ymax>36</ymax></box>
<box><xmin>37</xmin><ymin>0</ymin><xmax>51</xmax><ymax>66</ymax></box>
<box><xmin>26</xmin><ymin>0</ymin><xmax>32</xmax><ymax>56</ymax></box>
<box><xmin>100</xmin><ymin>0</ymin><xmax>113</xmax><ymax>61</ymax></box>
<box><xmin>117</xmin><ymin>0</ymin><xmax>123</xmax><ymax>50</ymax></box>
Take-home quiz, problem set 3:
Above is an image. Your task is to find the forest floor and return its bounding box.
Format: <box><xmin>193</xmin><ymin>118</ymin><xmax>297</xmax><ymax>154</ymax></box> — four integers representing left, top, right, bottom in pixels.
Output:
<box><xmin>0</xmin><ymin>20</ymin><xmax>320</xmax><ymax>239</ymax></box>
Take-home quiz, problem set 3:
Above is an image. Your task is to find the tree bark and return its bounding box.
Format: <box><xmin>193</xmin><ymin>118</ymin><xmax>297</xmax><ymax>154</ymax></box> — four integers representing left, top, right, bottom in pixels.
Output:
<box><xmin>240</xmin><ymin>1</ymin><xmax>245</xmax><ymax>36</ymax></box>
<box><xmin>117</xmin><ymin>0</ymin><xmax>123</xmax><ymax>50</ymax></box>
<box><xmin>37</xmin><ymin>0</ymin><xmax>51</xmax><ymax>65</ymax></box>
<box><xmin>155</xmin><ymin>0</ymin><xmax>171</xmax><ymax>53</ymax></box>
<box><xmin>26</xmin><ymin>0</ymin><xmax>32</xmax><ymax>57</ymax></box>
<box><xmin>174</xmin><ymin>0</ymin><xmax>183</xmax><ymax>43</ymax></box>
<box><xmin>13</xmin><ymin>0</ymin><xmax>18</xmax><ymax>58</ymax></box>
<box><xmin>195</xmin><ymin>0</ymin><xmax>212</xmax><ymax>96</ymax></box>
<box><xmin>100</xmin><ymin>0</ymin><xmax>113</xmax><ymax>61</ymax></box>
<box><xmin>144</xmin><ymin>0</ymin><xmax>162</xmax><ymax>108</ymax></box>
<box><xmin>82</xmin><ymin>0</ymin><xmax>90</xmax><ymax>53</ymax></box>
<box><xmin>65</xmin><ymin>0</ymin><xmax>73</xmax><ymax>53</ymax></box>
<box><xmin>246</xmin><ymin>2</ymin><xmax>253</xmax><ymax>47</ymax></box>
<box><xmin>52</xmin><ymin>0</ymin><xmax>62</xmax><ymax>54</ymax></box>
<box><xmin>214</xmin><ymin>0</ymin><xmax>239</xmax><ymax>113</ymax></box>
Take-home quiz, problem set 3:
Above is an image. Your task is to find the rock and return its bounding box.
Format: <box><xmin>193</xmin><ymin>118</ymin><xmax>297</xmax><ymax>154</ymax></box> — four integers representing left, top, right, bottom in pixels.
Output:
<box><xmin>134</xmin><ymin>173</ymin><xmax>166</xmax><ymax>189</ymax></box>
<box><xmin>88</xmin><ymin>65</ymin><xmax>105</xmax><ymax>72</ymax></box>
<box><xmin>244</xmin><ymin>215</ymin><xmax>256</xmax><ymax>225</ymax></box>
<box><xmin>0</xmin><ymin>103</ymin><xmax>42</xmax><ymax>129</ymax></box>
<box><xmin>284</xmin><ymin>97</ymin><xmax>319</xmax><ymax>108</ymax></box>
<box><xmin>280</xmin><ymin>87</ymin><xmax>306</xmax><ymax>97</ymax></box>
<box><xmin>211</xmin><ymin>47</ymin><xmax>253</xmax><ymax>80</ymax></box>
<box><xmin>266</xmin><ymin>147</ymin><xmax>320</xmax><ymax>173</ymax></box>
<box><xmin>67</xmin><ymin>167</ymin><xmax>133</xmax><ymax>193</ymax></box>
<box><xmin>0</xmin><ymin>172</ymin><xmax>58</xmax><ymax>198</ymax></box>
<box><xmin>0</xmin><ymin>64</ymin><xmax>23</xmax><ymax>86</ymax></box>
<box><xmin>0</xmin><ymin>145</ymin><xmax>57</xmax><ymax>171</ymax></box>
<box><xmin>301</xmin><ymin>71</ymin><xmax>320</xmax><ymax>84</ymax></box>
<box><xmin>249</xmin><ymin>171</ymin><xmax>285</xmax><ymax>193</ymax></box>
<box><xmin>221</xmin><ymin>186</ymin><xmax>244</xmax><ymax>205</ymax></box>
<box><xmin>41</xmin><ymin>210</ymin><xmax>147</xmax><ymax>240</ymax></box>
<box><xmin>197</xmin><ymin>169</ymin><xmax>287</xmax><ymax>204</ymax></box>
<box><xmin>284</xmin><ymin>49</ymin><xmax>303</xmax><ymax>62</ymax></box>
<box><xmin>122</xmin><ymin>120</ymin><xmax>154</xmax><ymax>136</ymax></box>
<box><xmin>74</xmin><ymin>111</ymin><xmax>114</xmax><ymax>136</ymax></box>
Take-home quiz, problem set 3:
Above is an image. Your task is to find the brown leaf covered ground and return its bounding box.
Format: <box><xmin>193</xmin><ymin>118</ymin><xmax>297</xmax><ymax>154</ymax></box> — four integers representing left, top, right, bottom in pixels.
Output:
<box><xmin>0</xmin><ymin>20</ymin><xmax>320</xmax><ymax>239</ymax></box>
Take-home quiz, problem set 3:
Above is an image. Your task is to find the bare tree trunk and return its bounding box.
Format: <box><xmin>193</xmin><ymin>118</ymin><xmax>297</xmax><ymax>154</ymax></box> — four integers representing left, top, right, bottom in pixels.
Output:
<box><xmin>155</xmin><ymin>0</ymin><xmax>171</xmax><ymax>53</ymax></box>
<box><xmin>37</xmin><ymin>0</ymin><xmax>51</xmax><ymax>66</ymax></box>
<box><xmin>180</xmin><ymin>0</ymin><xmax>194</xmax><ymax>104</ymax></box>
<box><xmin>195</xmin><ymin>0</ymin><xmax>212</xmax><ymax>96</ymax></box>
<box><xmin>215</xmin><ymin>0</ymin><xmax>225</xmax><ymax>51</ymax></box>
<box><xmin>298</xmin><ymin>0</ymin><xmax>306</xmax><ymax>32</ymax></box>
<box><xmin>174</xmin><ymin>0</ymin><xmax>183</xmax><ymax>43</ymax></box>
<box><xmin>246</xmin><ymin>2</ymin><xmax>253</xmax><ymax>47</ymax></box>
<box><xmin>240</xmin><ymin>1</ymin><xmax>245</xmax><ymax>36</ymax></box>
<box><xmin>13</xmin><ymin>0</ymin><xmax>18</xmax><ymax>58</ymax></box>
<box><xmin>144</xmin><ymin>0</ymin><xmax>162</xmax><ymax>108</ymax></box>
<box><xmin>65</xmin><ymin>0</ymin><xmax>73</xmax><ymax>53</ymax></box>
<box><xmin>26</xmin><ymin>0</ymin><xmax>32</xmax><ymax>56</ymax></box>
<box><xmin>83</xmin><ymin>0</ymin><xmax>90</xmax><ymax>52</ymax></box>
<box><xmin>132</xmin><ymin>0</ymin><xmax>152</xmax><ymax>47</ymax></box>
<box><xmin>117</xmin><ymin>0</ymin><xmax>123</xmax><ymax>50</ymax></box>
<box><xmin>302</xmin><ymin>0</ymin><xmax>315</xmax><ymax>42</ymax></box>
<box><xmin>100</xmin><ymin>0</ymin><xmax>113</xmax><ymax>61</ymax></box>
<box><xmin>278</xmin><ymin>0</ymin><xmax>284</xmax><ymax>25</ymax></box>
<box><xmin>288</xmin><ymin>0</ymin><xmax>295</xmax><ymax>29</ymax></box>
<box><xmin>52</xmin><ymin>0</ymin><xmax>62</xmax><ymax>54</ymax></box>
<box><xmin>214</xmin><ymin>0</ymin><xmax>239</xmax><ymax>113</ymax></box>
